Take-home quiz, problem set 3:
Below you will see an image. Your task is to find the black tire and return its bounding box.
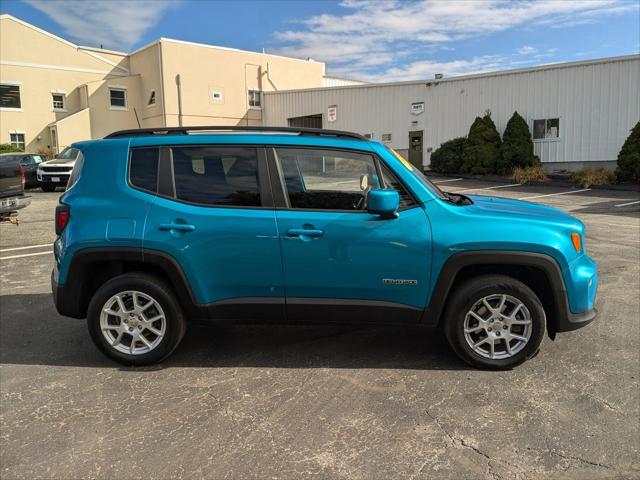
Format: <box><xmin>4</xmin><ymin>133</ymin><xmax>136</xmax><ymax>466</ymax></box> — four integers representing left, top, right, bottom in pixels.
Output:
<box><xmin>87</xmin><ymin>273</ymin><xmax>187</xmax><ymax>366</ymax></box>
<box><xmin>443</xmin><ymin>274</ymin><xmax>545</xmax><ymax>370</ymax></box>
<box><xmin>41</xmin><ymin>184</ymin><xmax>56</xmax><ymax>192</ymax></box>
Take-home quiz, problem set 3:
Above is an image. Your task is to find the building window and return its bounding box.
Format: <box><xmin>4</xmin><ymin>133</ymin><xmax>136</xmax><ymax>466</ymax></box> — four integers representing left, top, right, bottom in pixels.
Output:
<box><xmin>109</xmin><ymin>88</ymin><xmax>127</xmax><ymax>109</ymax></box>
<box><xmin>212</xmin><ymin>90</ymin><xmax>223</xmax><ymax>101</ymax></box>
<box><xmin>533</xmin><ymin>118</ymin><xmax>560</xmax><ymax>140</ymax></box>
<box><xmin>147</xmin><ymin>90</ymin><xmax>156</xmax><ymax>106</ymax></box>
<box><xmin>381</xmin><ymin>133</ymin><xmax>392</xmax><ymax>142</ymax></box>
<box><xmin>248</xmin><ymin>89</ymin><xmax>261</xmax><ymax>108</ymax></box>
<box><xmin>10</xmin><ymin>133</ymin><xmax>25</xmax><ymax>151</ymax></box>
<box><xmin>0</xmin><ymin>84</ymin><xmax>21</xmax><ymax>109</ymax></box>
<box><xmin>52</xmin><ymin>93</ymin><xmax>65</xmax><ymax>111</ymax></box>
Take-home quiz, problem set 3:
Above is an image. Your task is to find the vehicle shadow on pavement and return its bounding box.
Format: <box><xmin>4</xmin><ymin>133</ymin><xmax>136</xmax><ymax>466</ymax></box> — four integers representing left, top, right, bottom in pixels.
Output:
<box><xmin>568</xmin><ymin>199</ymin><xmax>640</xmax><ymax>216</ymax></box>
<box><xmin>0</xmin><ymin>294</ymin><xmax>468</xmax><ymax>371</ymax></box>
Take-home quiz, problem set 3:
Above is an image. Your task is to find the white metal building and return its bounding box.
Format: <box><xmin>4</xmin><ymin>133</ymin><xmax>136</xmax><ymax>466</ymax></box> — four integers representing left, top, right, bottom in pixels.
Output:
<box><xmin>264</xmin><ymin>55</ymin><xmax>640</xmax><ymax>171</ymax></box>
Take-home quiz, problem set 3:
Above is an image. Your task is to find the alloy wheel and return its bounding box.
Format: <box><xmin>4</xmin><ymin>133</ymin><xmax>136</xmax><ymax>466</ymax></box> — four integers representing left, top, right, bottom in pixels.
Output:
<box><xmin>463</xmin><ymin>294</ymin><xmax>533</xmax><ymax>360</ymax></box>
<box><xmin>99</xmin><ymin>291</ymin><xmax>167</xmax><ymax>355</ymax></box>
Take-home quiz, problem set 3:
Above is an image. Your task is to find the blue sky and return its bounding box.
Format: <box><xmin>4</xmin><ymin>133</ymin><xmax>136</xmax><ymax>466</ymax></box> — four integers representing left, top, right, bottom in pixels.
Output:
<box><xmin>3</xmin><ymin>0</ymin><xmax>639</xmax><ymax>82</ymax></box>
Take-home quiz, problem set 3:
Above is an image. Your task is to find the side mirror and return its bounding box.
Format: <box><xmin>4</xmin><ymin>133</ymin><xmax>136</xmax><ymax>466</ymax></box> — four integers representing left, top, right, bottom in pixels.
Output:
<box><xmin>367</xmin><ymin>189</ymin><xmax>399</xmax><ymax>219</ymax></box>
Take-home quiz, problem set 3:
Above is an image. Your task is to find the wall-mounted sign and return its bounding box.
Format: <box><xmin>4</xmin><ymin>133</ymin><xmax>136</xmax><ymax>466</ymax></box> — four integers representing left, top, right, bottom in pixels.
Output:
<box><xmin>327</xmin><ymin>105</ymin><xmax>337</xmax><ymax>122</ymax></box>
<box><xmin>411</xmin><ymin>102</ymin><xmax>425</xmax><ymax>115</ymax></box>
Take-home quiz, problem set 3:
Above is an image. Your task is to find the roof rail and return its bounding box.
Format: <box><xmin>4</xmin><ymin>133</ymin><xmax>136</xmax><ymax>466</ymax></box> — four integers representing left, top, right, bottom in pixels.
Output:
<box><xmin>104</xmin><ymin>126</ymin><xmax>367</xmax><ymax>140</ymax></box>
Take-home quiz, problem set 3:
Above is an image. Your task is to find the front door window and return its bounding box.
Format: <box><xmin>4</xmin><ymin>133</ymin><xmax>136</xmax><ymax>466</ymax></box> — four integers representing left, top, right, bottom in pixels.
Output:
<box><xmin>274</xmin><ymin>148</ymin><xmax>381</xmax><ymax>211</ymax></box>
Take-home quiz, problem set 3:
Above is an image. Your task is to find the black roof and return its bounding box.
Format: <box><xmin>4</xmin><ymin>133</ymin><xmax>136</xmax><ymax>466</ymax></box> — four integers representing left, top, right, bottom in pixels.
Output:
<box><xmin>105</xmin><ymin>126</ymin><xmax>367</xmax><ymax>140</ymax></box>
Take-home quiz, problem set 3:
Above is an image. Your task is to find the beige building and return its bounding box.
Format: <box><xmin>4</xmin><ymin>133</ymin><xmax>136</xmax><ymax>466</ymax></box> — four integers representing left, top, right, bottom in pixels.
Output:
<box><xmin>0</xmin><ymin>14</ymin><xmax>330</xmax><ymax>152</ymax></box>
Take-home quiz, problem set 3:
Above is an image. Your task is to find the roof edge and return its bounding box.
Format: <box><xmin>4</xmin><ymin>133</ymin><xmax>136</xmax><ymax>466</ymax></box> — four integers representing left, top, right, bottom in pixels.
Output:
<box><xmin>266</xmin><ymin>54</ymin><xmax>640</xmax><ymax>95</ymax></box>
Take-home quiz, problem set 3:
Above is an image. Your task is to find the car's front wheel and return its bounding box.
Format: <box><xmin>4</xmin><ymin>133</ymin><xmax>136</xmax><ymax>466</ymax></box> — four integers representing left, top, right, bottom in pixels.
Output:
<box><xmin>443</xmin><ymin>275</ymin><xmax>546</xmax><ymax>370</ymax></box>
<box><xmin>87</xmin><ymin>273</ymin><xmax>187</xmax><ymax>366</ymax></box>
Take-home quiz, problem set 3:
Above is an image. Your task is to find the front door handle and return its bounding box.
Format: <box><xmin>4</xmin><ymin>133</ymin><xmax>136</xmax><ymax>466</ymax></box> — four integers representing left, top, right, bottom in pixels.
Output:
<box><xmin>286</xmin><ymin>228</ymin><xmax>324</xmax><ymax>237</ymax></box>
<box><xmin>159</xmin><ymin>223</ymin><xmax>196</xmax><ymax>232</ymax></box>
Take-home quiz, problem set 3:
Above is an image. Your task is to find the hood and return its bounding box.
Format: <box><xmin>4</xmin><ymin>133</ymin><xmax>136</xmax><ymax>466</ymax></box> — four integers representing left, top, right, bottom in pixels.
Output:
<box><xmin>466</xmin><ymin>194</ymin><xmax>584</xmax><ymax>230</ymax></box>
<box><xmin>41</xmin><ymin>158</ymin><xmax>75</xmax><ymax>166</ymax></box>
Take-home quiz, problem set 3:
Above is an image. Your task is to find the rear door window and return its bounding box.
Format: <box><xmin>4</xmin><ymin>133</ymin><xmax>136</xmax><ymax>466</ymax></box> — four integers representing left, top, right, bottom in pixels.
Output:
<box><xmin>171</xmin><ymin>146</ymin><xmax>261</xmax><ymax>207</ymax></box>
<box><xmin>129</xmin><ymin>148</ymin><xmax>159</xmax><ymax>193</ymax></box>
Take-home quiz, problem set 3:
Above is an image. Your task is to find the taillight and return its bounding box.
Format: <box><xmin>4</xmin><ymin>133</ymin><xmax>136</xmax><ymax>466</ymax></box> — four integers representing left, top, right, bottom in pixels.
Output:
<box><xmin>19</xmin><ymin>165</ymin><xmax>25</xmax><ymax>190</ymax></box>
<box><xmin>55</xmin><ymin>204</ymin><xmax>70</xmax><ymax>235</ymax></box>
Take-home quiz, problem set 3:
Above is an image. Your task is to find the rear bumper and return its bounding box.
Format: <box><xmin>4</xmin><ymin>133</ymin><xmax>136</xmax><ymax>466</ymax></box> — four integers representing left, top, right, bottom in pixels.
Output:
<box><xmin>0</xmin><ymin>195</ymin><xmax>31</xmax><ymax>214</ymax></box>
<box><xmin>51</xmin><ymin>268</ymin><xmax>84</xmax><ymax>319</ymax></box>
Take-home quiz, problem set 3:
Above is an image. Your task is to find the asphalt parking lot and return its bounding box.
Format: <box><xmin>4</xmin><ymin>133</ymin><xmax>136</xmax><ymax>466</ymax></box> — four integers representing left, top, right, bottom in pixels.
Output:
<box><xmin>1</xmin><ymin>180</ymin><xmax>639</xmax><ymax>480</ymax></box>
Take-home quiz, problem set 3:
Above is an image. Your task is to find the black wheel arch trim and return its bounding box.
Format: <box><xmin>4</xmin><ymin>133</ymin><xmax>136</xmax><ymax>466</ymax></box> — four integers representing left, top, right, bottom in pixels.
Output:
<box><xmin>53</xmin><ymin>247</ymin><xmax>199</xmax><ymax>319</ymax></box>
<box><xmin>53</xmin><ymin>247</ymin><xmax>593</xmax><ymax>334</ymax></box>
<box><xmin>421</xmin><ymin>250</ymin><xmax>585</xmax><ymax>336</ymax></box>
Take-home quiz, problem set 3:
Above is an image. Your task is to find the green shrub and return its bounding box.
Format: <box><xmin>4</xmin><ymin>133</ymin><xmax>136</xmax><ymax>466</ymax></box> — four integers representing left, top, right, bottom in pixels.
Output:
<box><xmin>460</xmin><ymin>113</ymin><xmax>501</xmax><ymax>175</ymax></box>
<box><xmin>571</xmin><ymin>168</ymin><xmax>615</xmax><ymax>188</ymax></box>
<box><xmin>430</xmin><ymin>137</ymin><xmax>466</xmax><ymax>174</ymax></box>
<box><xmin>512</xmin><ymin>165</ymin><xmax>547</xmax><ymax>184</ymax></box>
<box><xmin>0</xmin><ymin>144</ymin><xmax>22</xmax><ymax>154</ymax></box>
<box><xmin>615</xmin><ymin>121</ymin><xmax>640</xmax><ymax>183</ymax></box>
<box><xmin>497</xmin><ymin>111</ymin><xmax>536</xmax><ymax>175</ymax></box>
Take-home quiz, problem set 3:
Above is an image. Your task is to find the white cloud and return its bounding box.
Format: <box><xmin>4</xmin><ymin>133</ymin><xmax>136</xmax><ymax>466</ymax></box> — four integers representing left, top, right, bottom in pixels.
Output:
<box><xmin>25</xmin><ymin>0</ymin><xmax>178</xmax><ymax>50</ymax></box>
<box><xmin>273</xmin><ymin>0</ymin><xmax>639</xmax><ymax>81</ymax></box>
<box><xmin>517</xmin><ymin>46</ymin><xmax>538</xmax><ymax>55</ymax></box>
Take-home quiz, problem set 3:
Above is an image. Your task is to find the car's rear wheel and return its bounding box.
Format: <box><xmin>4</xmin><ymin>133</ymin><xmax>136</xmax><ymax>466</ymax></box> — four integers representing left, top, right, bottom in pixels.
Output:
<box><xmin>443</xmin><ymin>275</ymin><xmax>545</xmax><ymax>370</ymax></box>
<box><xmin>41</xmin><ymin>184</ymin><xmax>56</xmax><ymax>192</ymax></box>
<box><xmin>87</xmin><ymin>273</ymin><xmax>187</xmax><ymax>366</ymax></box>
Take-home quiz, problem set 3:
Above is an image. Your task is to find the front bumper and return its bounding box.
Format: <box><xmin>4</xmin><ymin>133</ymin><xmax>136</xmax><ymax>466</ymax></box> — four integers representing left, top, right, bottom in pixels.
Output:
<box><xmin>557</xmin><ymin>307</ymin><xmax>598</xmax><ymax>332</ymax></box>
<box><xmin>40</xmin><ymin>175</ymin><xmax>70</xmax><ymax>185</ymax></box>
<box><xmin>556</xmin><ymin>254</ymin><xmax>598</xmax><ymax>333</ymax></box>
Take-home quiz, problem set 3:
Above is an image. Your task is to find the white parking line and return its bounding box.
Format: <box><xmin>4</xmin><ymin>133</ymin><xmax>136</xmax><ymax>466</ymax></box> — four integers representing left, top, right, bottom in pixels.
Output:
<box><xmin>433</xmin><ymin>178</ymin><xmax>463</xmax><ymax>184</ymax></box>
<box><xmin>0</xmin><ymin>243</ymin><xmax>51</xmax><ymax>253</ymax></box>
<box><xmin>615</xmin><ymin>200</ymin><xmax>640</xmax><ymax>207</ymax></box>
<box><xmin>0</xmin><ymin>251</ymin><xmax>52</xmax><ymax>261</ymax></box>
<box><xmin>458</xmin><ymin>183</ymin><xmax>522</xmax><ymax>193</ymax></box>
<box><xmin>520</xmin><ymin>188</ymin><xmax>591</xmax><ymax>200</ymax></box>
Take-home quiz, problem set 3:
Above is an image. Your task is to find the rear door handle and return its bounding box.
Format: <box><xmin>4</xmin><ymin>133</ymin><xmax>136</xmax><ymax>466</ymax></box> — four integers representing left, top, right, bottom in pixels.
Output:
<box><xmin>286</xmin><ymin>228</ymin><xmax>324</xmax><ymax>237</ymax></box>
<box><xmin>159</xmin><ymin>223</ymin><xmax>196</xmax><ymax>232</ymax></box>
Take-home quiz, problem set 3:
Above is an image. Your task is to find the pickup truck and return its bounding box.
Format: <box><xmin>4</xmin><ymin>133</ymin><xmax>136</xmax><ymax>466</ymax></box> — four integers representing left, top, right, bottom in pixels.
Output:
<box><xmin>37</xmin><ymin>146</ymin><xmax>80</xmax><ymax>192</ymax></box>
<box><xmin>0</xmin><ymin>155</ymin><xmax>31</xmax><ymax>221</ymax></box>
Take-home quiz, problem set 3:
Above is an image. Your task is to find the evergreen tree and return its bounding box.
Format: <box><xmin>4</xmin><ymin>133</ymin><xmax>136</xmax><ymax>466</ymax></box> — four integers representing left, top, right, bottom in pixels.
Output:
<box><xmin>460</xmin><ymin>113</ymin><xmax>502</xmax><ymax>175</ymax></box>
<box><xmin>497</xmin><ymin>111</ymin><xmax>536</xmax><ymax>175</ymax></box>
<box><xmin>615</xmin><ymin>121</ymin><xmax>640</xmax><ymax>183</ymax></box>
<box><xmin>430</xmin><ymin>137</ymin><xmax>466</xmax><ymax>174</ymax></box>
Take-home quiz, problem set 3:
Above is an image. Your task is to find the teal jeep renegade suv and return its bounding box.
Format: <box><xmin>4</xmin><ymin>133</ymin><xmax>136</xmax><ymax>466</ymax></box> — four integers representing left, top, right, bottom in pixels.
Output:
<box><xmin>51</xmin><ymin>126</ymin><xmax>598</xmax><ymax>369</ymax></box>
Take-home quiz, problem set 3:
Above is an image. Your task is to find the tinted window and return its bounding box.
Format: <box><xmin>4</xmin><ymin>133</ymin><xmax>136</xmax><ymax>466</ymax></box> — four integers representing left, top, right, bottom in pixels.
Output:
<box><xmin>110</xmin><ymin>89</ymin><xmax>126</xmax><ymax>108</ymax></box>
<box><xmin>57</xmin><ymin>147</ymin><xmax>80</xmax><ymax>160</ymax></box>
<box><xmin>172</xmin><ymin>146</ymin><xmax>260</xmax><ymax>207</ymax></box>
<box><xmin>129</xmin><ymin>148</ymin><xmax>159</xmax><ymax>193</ymax></box>
<box><xmin>0</xmin><ymin>84</ymin><xmax>21</xmax><ymax>108</ymax></box>
<box><xmin>275</xmin><ymin>148</ymin><xmax>380</xmax><ymax>211</ymax></box>
<box><xmin>379</xmin><ymin>162</ymin><xmax>415</xmax><ymax>207</ymax></box>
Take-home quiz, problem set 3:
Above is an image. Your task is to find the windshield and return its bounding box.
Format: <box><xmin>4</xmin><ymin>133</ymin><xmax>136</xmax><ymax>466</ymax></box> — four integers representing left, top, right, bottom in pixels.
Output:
<box><xmin>57</xmin><ymin>147</ymin><xmax>79</xmax><ymax>160</ymax></box>
<box><xmin>386</xmin><ymin>147</ymin><xmax>447</xmax><ymax>200</ymax></box>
